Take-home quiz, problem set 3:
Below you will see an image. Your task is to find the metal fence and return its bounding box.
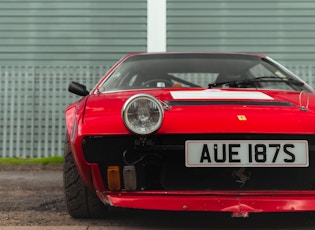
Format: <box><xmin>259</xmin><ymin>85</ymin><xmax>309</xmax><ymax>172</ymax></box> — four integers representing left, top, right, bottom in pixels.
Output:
<box><xmin>0</xmin><ymin>65</ymin><xmax>315</xmax><ymax>158</ymax></box>
<box><xmin>0</xmin><ymin>66</ymin><xmax>108</xmax><ymax>158</ymax></box>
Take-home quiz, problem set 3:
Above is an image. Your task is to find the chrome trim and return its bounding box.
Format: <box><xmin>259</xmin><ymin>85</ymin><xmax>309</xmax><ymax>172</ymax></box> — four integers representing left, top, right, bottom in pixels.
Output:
<box><xmin>122</xmin><ymin>94</ymin><xmax>164</xmax><ymax>135</ymax></box>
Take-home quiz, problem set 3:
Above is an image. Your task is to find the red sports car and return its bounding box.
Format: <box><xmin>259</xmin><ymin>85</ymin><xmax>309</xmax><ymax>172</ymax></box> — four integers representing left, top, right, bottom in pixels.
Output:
<box><xmin>64</xmin><ymin>52</ymin><xmax>315</xmax><ymax>218</ymax></box>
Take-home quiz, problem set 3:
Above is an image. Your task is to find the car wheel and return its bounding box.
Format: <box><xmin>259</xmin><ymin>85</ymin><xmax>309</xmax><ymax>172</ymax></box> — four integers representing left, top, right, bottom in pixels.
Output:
<box><xmin>63</xmin><ymin>140</ymin><xmax>108</xmax><ymax>218</ymax></box>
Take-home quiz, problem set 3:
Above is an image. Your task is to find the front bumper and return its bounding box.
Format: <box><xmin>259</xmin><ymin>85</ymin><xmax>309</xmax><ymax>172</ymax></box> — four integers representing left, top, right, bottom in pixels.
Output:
<box><xmin>89</xmin><ymin>163</ymin><xmax>315</xmax><ymax>214</ymax></box>
<box><xmin>81</xmin><ymin>134</ymin><xmax>315</xmax><ymax>215</ymax></box>
<box><xmin>101</xmin><ymin>190</ymin><xmax>315</xmax><ymax>215</ymax></box>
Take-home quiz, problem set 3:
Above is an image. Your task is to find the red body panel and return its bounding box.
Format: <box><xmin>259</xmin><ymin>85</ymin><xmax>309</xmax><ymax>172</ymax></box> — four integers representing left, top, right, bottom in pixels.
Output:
<box><xmin>65</xmin><ymin>52</ymin><xmax>315</xmax><ymax>215</ymax></box>
<box><xmin>104</xmin><ymin>191</ymin><xmax>315</xmax><ymax>213</ymax></box>
<box><xmin>81</xmin><ymin>88</ymin><xmax>315</xmax><ymax>135</ymax></box>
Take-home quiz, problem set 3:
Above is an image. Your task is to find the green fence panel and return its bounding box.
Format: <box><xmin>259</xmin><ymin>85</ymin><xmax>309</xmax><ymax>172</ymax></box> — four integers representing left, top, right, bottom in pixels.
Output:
<box><xmin>0</xmin><ymin>66</ymin><xmax>108</xmax><ymax>158</ymax></box>
<box><xmin>0</xmin><ymin>0</ymin><xmax>147</xmax><ymax>66</ymax></box>
<box><xmin>167</xmin><ymin>0</ymin><xmax>315</xmax><ymax>66</ymax></box>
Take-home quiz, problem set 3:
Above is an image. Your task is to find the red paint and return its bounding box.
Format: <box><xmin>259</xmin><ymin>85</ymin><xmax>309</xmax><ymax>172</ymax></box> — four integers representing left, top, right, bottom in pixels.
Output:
<box><xmin>104</xmin><ymin>190</ymin><xmax>315</xmax><ymax>213</ymax></box>
<box><xmin>65</xmin><ymin>52</ymin><xmax>315</xmax><ymax>215</ymax></box>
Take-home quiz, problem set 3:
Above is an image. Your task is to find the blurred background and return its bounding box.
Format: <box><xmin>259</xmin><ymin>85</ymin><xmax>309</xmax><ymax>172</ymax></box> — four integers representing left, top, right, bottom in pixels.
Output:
<box><xmin>1</xmin><ymin>0</ymin><xmax>315</xmax><ymax>158</ymax></box>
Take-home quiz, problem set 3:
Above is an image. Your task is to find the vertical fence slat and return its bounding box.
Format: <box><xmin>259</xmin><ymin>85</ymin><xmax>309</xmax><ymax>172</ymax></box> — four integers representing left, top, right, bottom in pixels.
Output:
<box><xmin>8</xmin><ymin>71</ymin><xmax>16</xmax><ymax>158</ymax></box>
<box><xmin>51</xmin><ymin>67</ymin><xmax>57</xmax><ymax>157</ymax></box>
<box><xmin>30</xmin><ymin>67</ymin><xmax>36</xmax><ymax>158</ymax></box>
<box><xmin>44</xmin><ymin>67</ymin><xmax>51</xmax><ymax>157</ymax></box>
<box><xmin>2</xmin><ymin>68</ymin><xmax>9</xmax><ymax>158</ymax></box>
<box><xmin>22</xmin><ymin>67</ymin><xmax>28</xmax><ymax>158</ymax></box>
<box><xmin>15</xmin><ymin>67</ymin><xmax>22</xmax><ymax>158</ymax></box>
<box><xmin>22</xmin><ymin>67</ymin><xmax>32</xmax><ymax>158</ymax></box>
<box><xmin>309</xmin><ymin>66</ymin><xmax>313</xmax><ymax>87</ymax></box>
<box><xmin>36</xmin><ymin>67</ymin><xmax>42</xmax><ymax>158</ymax></box>
<box><xmin>57</xmin><ymin>67</ymin><xmax>66</xmax><ymax>156</ymax></box>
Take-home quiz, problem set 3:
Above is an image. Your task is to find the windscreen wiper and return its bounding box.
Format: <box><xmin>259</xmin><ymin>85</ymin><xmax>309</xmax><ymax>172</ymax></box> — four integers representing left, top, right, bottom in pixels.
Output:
<box><xmin>253</xmin><ymin>76</ymin><xmax>304</xmax><ymax>86</ymax></box>
<box><xmin>209</xmin><ymin>76</ymin><xmax>304</xmax><ymax>88</ymax></box>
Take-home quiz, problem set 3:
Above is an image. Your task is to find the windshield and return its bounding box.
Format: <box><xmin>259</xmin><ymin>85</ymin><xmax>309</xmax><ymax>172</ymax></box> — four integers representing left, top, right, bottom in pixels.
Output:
<box><xmin>99</xmin><ymin>53</ymin><xmax>313</xmax><ymax>93</ymax></box>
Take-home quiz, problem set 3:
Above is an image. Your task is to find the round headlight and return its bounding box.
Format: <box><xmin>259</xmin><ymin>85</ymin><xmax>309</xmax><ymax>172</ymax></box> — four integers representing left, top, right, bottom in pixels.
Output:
<box><xmin>122</xmin><ymin>94</ymin><xmax>164</xmax><ymax>135</ymax></box>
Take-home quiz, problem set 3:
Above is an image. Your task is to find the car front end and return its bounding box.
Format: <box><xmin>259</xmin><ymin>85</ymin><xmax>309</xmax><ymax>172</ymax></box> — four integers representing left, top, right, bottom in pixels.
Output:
<box><xmin>65</xmin><ymin>52</ymin><xmax>315</xmax><ymax>218</ymax></box>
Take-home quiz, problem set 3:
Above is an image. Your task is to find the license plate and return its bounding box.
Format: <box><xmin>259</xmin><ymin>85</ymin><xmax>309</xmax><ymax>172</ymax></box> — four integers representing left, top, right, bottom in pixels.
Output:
<box><xmin>185</xmin><ymin>140</ymin><xmax>309</xmax><ymax>167</ymax></box>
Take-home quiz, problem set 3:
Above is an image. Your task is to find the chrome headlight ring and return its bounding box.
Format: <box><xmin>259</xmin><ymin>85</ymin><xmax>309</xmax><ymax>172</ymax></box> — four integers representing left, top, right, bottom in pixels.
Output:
<box><xmin>122</xmin><ymin>94</ymin><xmax>164</xmax><ymax>135</ymax></box>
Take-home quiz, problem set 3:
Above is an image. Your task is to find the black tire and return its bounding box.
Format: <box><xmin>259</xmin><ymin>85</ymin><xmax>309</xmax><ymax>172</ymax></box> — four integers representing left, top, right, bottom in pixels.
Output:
<box><xmin>63</xmin><ymin>140</ymin><xmax>108</xmax><ymax>218</ymax></box>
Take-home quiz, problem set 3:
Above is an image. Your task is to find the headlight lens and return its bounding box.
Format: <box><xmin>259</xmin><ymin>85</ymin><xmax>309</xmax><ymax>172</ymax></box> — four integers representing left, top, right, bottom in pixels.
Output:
<box><xmin>122</xmin><ymin>94</ymin><xmax>164</xmax><ymax>135</ymax></box>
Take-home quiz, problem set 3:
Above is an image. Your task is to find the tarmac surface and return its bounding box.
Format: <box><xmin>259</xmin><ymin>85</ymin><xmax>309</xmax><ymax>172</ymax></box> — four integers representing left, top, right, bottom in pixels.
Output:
<box><xmin>2</xmin><ymin>164</ymin><xmax>315</xmax><ymax>229</ymax></box>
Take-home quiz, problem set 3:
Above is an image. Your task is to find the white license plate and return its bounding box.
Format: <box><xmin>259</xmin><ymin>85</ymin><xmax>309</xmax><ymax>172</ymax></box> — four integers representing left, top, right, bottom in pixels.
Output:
<box><xmin>185</xmin><ymin>140</ymin><xmax>309</xmax><ymax>167</ymax></box>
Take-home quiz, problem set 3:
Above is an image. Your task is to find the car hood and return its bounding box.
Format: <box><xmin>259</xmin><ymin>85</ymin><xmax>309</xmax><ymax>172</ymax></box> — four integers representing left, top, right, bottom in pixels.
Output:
<box><xmin>81</xmin><ymin>88</ymin><xmax>315</xmax><ymax>135</ymax></box>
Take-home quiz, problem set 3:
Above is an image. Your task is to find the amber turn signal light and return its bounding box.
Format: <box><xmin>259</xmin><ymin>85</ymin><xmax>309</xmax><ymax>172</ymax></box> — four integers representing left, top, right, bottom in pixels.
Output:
<box><xmin>107</xmin><ymin>166</ymin><xmax>121</xmax><ymax>191</ymax></box>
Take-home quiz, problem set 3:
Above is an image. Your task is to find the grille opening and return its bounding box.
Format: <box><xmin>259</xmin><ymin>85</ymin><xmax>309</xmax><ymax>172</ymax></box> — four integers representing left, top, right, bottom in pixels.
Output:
<box><xmin>83</xmin><ymin>134</ymin><xmax>315</xmax><ymax>191</ymax></box>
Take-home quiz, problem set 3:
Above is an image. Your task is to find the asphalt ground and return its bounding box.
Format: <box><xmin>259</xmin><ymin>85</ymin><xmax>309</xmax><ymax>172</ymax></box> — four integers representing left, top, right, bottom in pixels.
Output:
<box><xmin>2</xmin><ymin>164</ymin><xmax>315</xmax><ymax>229</ymax></box>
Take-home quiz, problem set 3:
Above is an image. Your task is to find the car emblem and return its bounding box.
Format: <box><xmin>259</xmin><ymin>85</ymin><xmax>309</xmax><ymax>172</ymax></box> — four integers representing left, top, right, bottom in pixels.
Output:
<box><xmin>237</xmin><ymin>115</ymin><xmax>247</xmax><ymax>121</ymax></box>
<box><xmin>232</xmin><ymin>167</ymin><xmax>251</xmax><ymax>187</ymax></box>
